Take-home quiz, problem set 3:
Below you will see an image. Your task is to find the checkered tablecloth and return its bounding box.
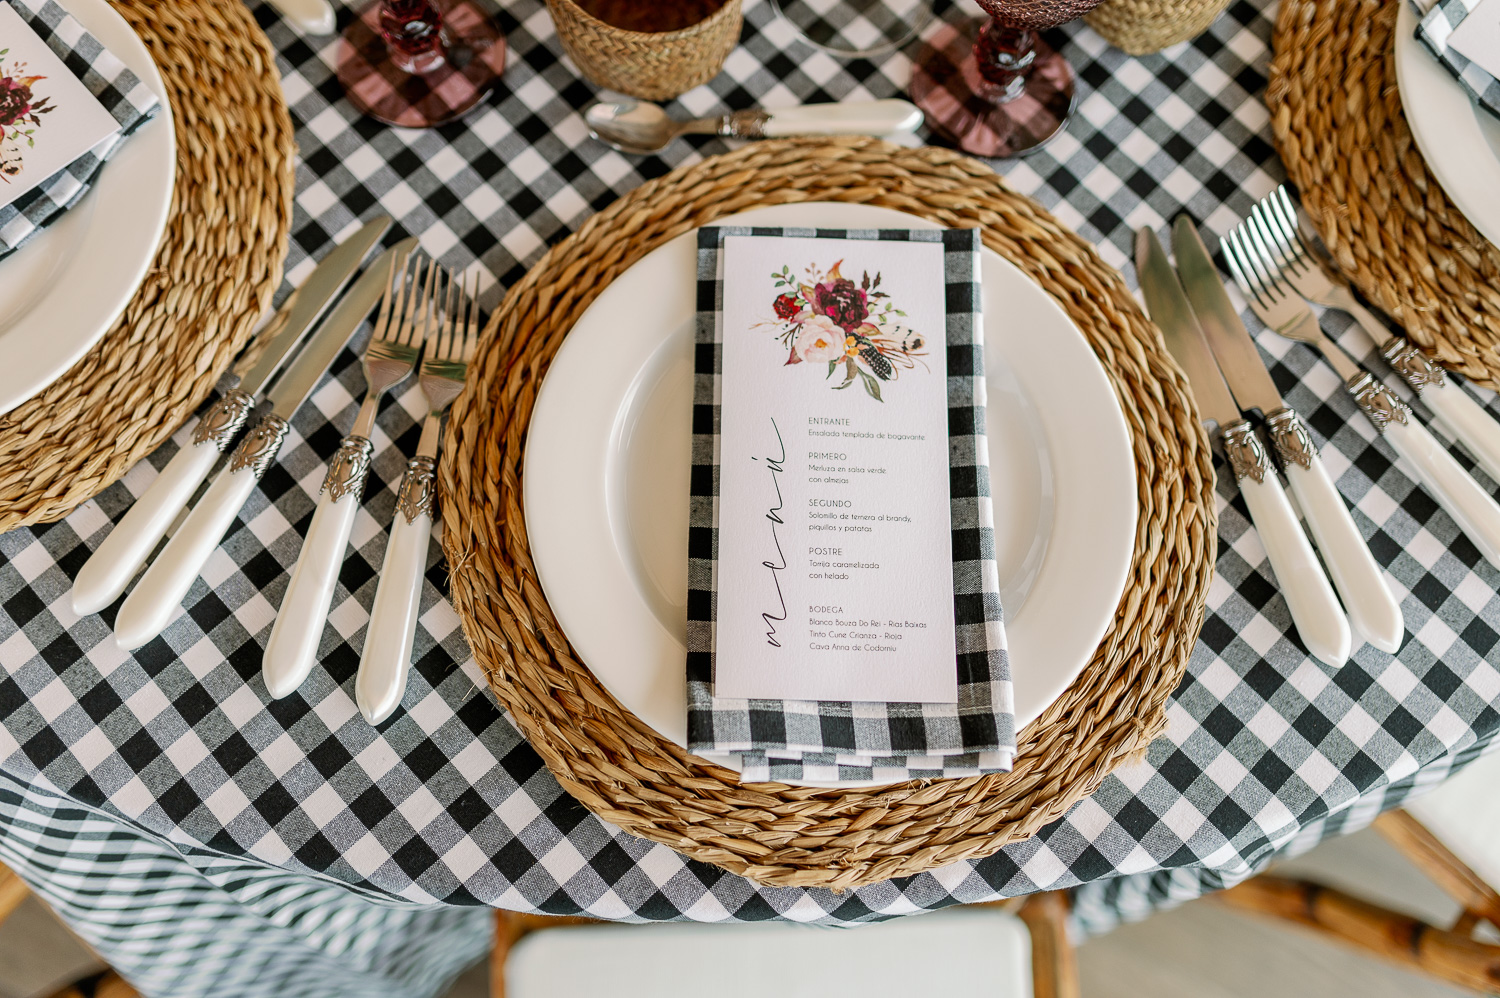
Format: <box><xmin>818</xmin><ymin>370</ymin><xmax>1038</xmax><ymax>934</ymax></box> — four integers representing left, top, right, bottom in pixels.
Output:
<box><xmin>2</xmin><ymin>0</ymin><xmax>1499</xmax><ymax>994</ymax></box>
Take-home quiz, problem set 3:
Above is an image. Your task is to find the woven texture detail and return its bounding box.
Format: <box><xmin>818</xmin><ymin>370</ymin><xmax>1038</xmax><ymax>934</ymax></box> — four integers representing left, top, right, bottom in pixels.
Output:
<box><xmin>1268</xmin><ymin>0</ymin><xmax>1500</xmax><ymax>390</ymax></box>
<box><xmin>441</xmin><ymin>138</ymin><xmax>1217</xmax><ymax>890</ymax></box>
<box><xmin>0</xmin><ymin>0</ymin><xmax>295</xmax><ymax>533</ymax></box>
<box><xmin>1085</xmin><ymin>0</ymin><xmax>1233</xmax><ymax>54</ymax></box>
<box><xmin>544</xmin><ymin>0</ymin><xmax>742</xmax><ymax>100</ymax></box>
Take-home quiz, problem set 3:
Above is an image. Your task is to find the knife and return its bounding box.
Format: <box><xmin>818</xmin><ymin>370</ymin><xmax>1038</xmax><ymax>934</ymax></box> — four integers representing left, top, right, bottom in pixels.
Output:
<box><xmin>1172</xmin><ymin>217</ymin><xmax>1403</xmax><ymax>654</ymax></box>
<box><xmin>113</xmin><ymin>238</ymin><xmax>420</xmax><ymax>651</ymax></box>
<box><xmin>71</xmin><ymin>217</ymin><xmax>391</xmax><ymax>616</ymax></box>
<box><xmin>1137</xmin><ymin>228</ymin><xmax>1351</xmax><ymax>668</ymax></box>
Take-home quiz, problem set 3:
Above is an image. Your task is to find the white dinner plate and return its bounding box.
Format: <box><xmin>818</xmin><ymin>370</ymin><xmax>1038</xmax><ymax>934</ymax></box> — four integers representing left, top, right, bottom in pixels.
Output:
<box><xmin>524</xmin><ymin>202</ymin><xmax>1136</xmax><ymax>787</ymax></box>
<box><xmin>1396</xmin><ymin>1</ymin><xmax>1500</xmax><ymax>248</ymax></box>
<box><xmin>0</xmin><ymin>0</ymin><xmax>176</xmax><ymax>416</ymax></box>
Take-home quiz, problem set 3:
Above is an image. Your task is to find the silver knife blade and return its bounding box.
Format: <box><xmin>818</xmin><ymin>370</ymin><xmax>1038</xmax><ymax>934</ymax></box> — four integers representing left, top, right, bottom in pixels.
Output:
<box><xmin>232</xmin><ymin>216</ymin><xmax>392</xmax><ymax>396</ymax></box>
<box><xmin>262</xmin><ymin>238</ymin><xmax>419</xmax><ymax>420</ymax></box>
<box><xmin>1172</xmin><ymin>215</ymin><xmax>1285</xmax><ymax>417</ymax></box>
<box><xmin>1136</xmin><ymin>228</ymin><xmax>1243</xmax><ymax>430</ymax></box>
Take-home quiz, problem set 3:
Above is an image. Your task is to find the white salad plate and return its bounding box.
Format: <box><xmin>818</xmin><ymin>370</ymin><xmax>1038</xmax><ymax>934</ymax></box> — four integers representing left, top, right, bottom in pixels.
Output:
<box><xmin>1396</xmin><ymin>1</ymin><xmax>1500</xmax><ymax>249</ymax></box>
<box><xmin>524</xmin><ymin>201</ymin><xmax>1137</xmax><ymax>787</ymax></box>
<box><xmin>0</xmin><ymin>0</ymin><xmax>176</xmax><ymax>416</ymax></box>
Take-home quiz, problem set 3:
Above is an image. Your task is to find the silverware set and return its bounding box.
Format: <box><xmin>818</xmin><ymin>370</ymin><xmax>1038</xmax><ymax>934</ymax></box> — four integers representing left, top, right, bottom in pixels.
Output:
<box><xmin>71</xmin><ymin>216</ymin><xmax>479</xmax><ymax>723</ymax></box>
<box><xmin>1139</xmin><ymin>184</ymin><xmax>1500</xmax><ymax>667</ymax></box>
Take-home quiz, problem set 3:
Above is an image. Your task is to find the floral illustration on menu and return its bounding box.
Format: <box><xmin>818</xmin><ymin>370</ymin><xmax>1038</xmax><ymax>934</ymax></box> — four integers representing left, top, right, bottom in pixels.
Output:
<box><xmin>0</xmin><ymin>51</ymin><xmax>53</xmax><ymax>182</ymax></box>
<box><xmin>766</xmin><ymin>260</ymin><xmax>927</xmax><ymax>402</ymax></box>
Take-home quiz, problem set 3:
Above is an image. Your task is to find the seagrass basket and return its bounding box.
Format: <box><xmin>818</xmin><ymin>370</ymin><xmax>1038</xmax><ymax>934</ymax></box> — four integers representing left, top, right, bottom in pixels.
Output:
<box><xmin>544</xmin><ymin>0</ymin><xmax>743</xmax><ymax>100</ymax></box>
<box><xmin>1085</xmin><ymin>0</ymin><xmax>1233</xmax><ymax>55</ymax></box>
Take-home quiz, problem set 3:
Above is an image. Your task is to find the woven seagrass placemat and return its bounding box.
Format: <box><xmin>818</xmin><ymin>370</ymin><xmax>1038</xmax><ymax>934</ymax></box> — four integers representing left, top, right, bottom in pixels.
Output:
<box><xmin>0</xmin><ymin>0</ymin><xmax>295</xmax><ymax>533</ymax></box>
<box><xmin>443</xmin><ymin>138</ymin><xmax>1217</xmax><ymax>890</ymax></box>
<box><xmin>1269</xmin><ymin>0</ymin><xmax>1500</xmax><ymax>391</ymax></box>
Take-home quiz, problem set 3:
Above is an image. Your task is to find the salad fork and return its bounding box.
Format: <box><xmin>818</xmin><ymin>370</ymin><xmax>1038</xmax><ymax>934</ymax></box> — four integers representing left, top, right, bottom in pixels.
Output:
<box><xmin>262</xmin><ymin>256</ymin><xmax>438</xmax><ymax>699</ymax></box>
<box><xmin>356</xmin><ymin>271</ymin><xmax>480</xmax><ymax>725</ymax></box>
<box><xmin>1233</xmin><ymin>187</ymin><xmax>1500</xmax><ymax>485</ymax></box>
<box><xmin>1221</xmin><ymin>233</ymin><xmax>1500</xmax><ymax>569</ymax></box>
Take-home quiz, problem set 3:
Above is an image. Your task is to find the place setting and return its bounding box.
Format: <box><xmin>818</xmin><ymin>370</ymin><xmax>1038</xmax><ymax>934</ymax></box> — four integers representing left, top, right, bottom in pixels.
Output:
<box><xmin>0</xmin><ymin>0</ymin><xmax>1499</xmax><ymax>993</ymax></box>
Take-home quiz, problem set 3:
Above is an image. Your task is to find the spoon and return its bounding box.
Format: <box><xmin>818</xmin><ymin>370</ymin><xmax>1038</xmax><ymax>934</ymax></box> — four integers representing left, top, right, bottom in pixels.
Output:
<box><xmin>585</xmin><ymin>98</ymin><xmax>924</xmax><ymax>155</ymax></box>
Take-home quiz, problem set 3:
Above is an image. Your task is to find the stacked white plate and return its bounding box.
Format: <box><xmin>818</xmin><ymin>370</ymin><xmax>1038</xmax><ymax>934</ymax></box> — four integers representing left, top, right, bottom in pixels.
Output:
<box><xmin>523</xmin><ymin>201</ymin><xmax>1138</xmax><ymax>789</ymax></box>
<box><xmin>0</xmin><ymin>0</ymin><xmax>176</xmax><ymax>416</ymax></box>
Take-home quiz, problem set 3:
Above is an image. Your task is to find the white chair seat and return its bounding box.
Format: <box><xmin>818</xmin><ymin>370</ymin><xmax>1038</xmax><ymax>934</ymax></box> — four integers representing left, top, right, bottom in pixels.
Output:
<box><xmin>506</xmin><ymin>907</ymin><xmax>1033</xmax><ymax>998</ymax></box>
<box><xmin>1404</xmin><ymin>748</ymin><xmax>1500</xmax><ymax>893</ymax></box>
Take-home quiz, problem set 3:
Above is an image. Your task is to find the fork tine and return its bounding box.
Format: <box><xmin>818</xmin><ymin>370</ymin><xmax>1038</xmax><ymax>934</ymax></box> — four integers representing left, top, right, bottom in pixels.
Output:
<box><xmin>1236</xmin><ymin>223</ymin><xmax>1282</xmax><ymax>300</ymax></box>
<box><xmin>1271</xmin><ymin>187</ymin><xmax>1306</xmax><ymax>256</ymax></box>
<box><xmin>463</xmin><ymin>270</ymin><xmax>480</xmax><ymax>362</ymax></box>
<box><xmin>1224</xmin><ymin>230</ymin><xmax>1271</xmax><ymax>305</ymax></box>
<box><xmin>1220</xmin><ymin>232</ymin><xmax>1257</xmax><ymax>300</ymax></box>
<box><xmin>1248</xmin><ymin>206</ymin><xmax>1292</xmax><ymax>277</ymax></box>
<box><xmin>368</xmin><ymin>251</ymin><xmax>403</xmax><ymax>342</ymax></box>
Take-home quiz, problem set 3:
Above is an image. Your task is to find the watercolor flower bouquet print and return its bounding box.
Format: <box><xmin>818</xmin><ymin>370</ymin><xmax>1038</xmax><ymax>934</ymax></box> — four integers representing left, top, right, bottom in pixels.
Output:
<box><xmin>0</xmin><ymin>50</ymin><xmax>54</xmax><ymax>182</ymax></box>
<box><xmin>766</xmin><ymin>259</ymin><xmax>928</xmax><ymax>402</ymax></box>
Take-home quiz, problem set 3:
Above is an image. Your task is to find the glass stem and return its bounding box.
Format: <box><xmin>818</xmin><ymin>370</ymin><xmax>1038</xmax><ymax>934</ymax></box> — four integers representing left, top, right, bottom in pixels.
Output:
<box><xmin>974</xmin><ymin>16</ymin><xmax>1035</xmax><ymax>103</ymax></box>
<box><xmin>380</xmin><ymin>0</ymin><xmax>447</xmax><ymax>74</ymax></box>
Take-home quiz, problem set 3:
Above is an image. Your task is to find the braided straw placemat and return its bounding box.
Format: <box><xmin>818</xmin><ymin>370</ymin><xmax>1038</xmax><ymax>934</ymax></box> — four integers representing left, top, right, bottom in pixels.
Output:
<box><xmin>443</xmin><ymin>138</ymin><xmax>1216</xmax><ymax>890</ymax></box>
<box><xmin>1269</xmin><ymin>0</ymin><xmax>1500</xmax><ymax>391</ymax></box>
<box><xmin>0</xmin><ymin>0</ymin><xmax>295</xmax><ymax>533</ymax></box>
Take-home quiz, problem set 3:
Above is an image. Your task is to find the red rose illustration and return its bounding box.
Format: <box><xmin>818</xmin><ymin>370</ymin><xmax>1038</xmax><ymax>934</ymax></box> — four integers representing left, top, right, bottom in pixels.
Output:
<box><xmin>772</xmin><ymin>293</ymin><xmax>801</xmax><ymax>320</ymax></box>
<box><xmin>813</xmin><ymin>278</ymin><xmax>868</xmax><ymax>332</ymax></box>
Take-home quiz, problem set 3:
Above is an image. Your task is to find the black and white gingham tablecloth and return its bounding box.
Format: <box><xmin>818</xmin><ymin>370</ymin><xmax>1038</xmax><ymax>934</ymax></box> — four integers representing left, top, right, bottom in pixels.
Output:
<box><xmin>1</xmin><ymin>0</ymin><xmax>1498</xmax><ymax>995</ymax></box>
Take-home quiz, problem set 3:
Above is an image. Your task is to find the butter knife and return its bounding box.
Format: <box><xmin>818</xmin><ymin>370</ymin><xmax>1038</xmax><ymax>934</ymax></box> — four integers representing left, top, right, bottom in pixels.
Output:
<box><xmin>1173</xmin><ymin>217</ymin><xmax>1403</xmax><ymax>653</ymax></box>
<box><xmin>71</xmin><ymin>217</ymin><xmax>391</xmax><ymax>616</ymax></box>
<box><xmin>1138</xmin><ymin>228</ymin><xmax>1351</xmax><ymax>667</ymax></box>
<box><xmin>114</xmin><ymin>238</ymin><xmax>419</xmax><ymax>650</ymax></box>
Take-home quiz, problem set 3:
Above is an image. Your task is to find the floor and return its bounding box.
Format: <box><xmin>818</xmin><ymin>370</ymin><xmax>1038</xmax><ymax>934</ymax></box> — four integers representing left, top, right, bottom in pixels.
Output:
<box><xmin>0</xmin><ymin>827</ymin><xmax>1476</xmax><ymax>998</ymax></box>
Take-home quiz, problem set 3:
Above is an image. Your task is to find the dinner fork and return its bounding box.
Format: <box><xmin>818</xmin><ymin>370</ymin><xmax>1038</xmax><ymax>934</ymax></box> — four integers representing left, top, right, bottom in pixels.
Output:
<box><xmin>355</xmin><ymin>271</ymin><xmax>480</xmax><ymax>725</ymax></box>
<box><xmin>262</xmin><ymin>257</ymin><xmax>438</xmax><ymax>700</ymax></box>
<box><xmin>1233</xmin><ymin>187</ymin><xmax>1500</xmax><ymax>485</ymax></box>
<box><xmin>1221</xmin><ymin>233</ymin><xmax>1500</xmax><ymax>569</ymax></box>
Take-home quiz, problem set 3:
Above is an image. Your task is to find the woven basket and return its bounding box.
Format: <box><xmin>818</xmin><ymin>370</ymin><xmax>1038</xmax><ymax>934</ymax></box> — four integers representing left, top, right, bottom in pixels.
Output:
<box><xmin>441</xmin><ymin>138</ymin><xmax>1217</xmax><ymax>891</ymax></box>
<box><xmin>1269</xmin><ymin>0</ymin><xmax>1500</xmax><ymax>389</ymax></box>
<box><xmin>545</xmin><ymin>0</ymin><xmax>743</xmax><ymax>100</ymax></box>
<box><xmin>1085</xmin><ymin>0</ymin><xmax>1233</xmax><ymax>55</ymax></box>
<box><xmin>0</xmin><ymin>0</ymin><xmax>294</xmax><ymax>533</ymax></box>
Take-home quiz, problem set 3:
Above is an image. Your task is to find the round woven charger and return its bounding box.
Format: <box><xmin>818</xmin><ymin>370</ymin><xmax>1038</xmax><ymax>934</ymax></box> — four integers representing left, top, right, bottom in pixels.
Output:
<box><xmin>1085</xmin><ymin>0</ymin><xmax>1234</xmax><ymax>56</ymax></box>
<box><xmin>0</xmin><ymin>0</ymin><xmax>295</xmax><ymax>533</ymax></box>
<box><xmin>1269</xmin><ymin>0</ymin><xmax>1500</xmax><ymax>390</ymax></box>
<box><xmin>443</xmin><ymin>138</ymin><xmax>1217</xmax><ymax>890</ymax></box>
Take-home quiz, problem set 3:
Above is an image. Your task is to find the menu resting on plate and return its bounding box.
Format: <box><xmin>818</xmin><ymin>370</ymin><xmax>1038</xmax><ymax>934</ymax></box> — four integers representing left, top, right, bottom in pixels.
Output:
<box><xmin>686</xmin><ymin>226</ymin><xmax>1015</xmax><ymax>785</ymax></box>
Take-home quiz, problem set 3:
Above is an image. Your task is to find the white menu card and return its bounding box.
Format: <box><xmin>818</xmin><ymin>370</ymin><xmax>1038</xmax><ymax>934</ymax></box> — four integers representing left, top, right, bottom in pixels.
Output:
<box><xmin>712</xmin><ymin>233</ymin><xmax>959</xmax><ymax>704</ymax></box>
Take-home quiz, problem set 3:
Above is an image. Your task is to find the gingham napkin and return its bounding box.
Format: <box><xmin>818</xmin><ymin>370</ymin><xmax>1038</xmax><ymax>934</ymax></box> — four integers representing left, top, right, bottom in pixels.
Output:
<box><xmin>1414</xmin><ymin>0</ymin><xmax>1500</xmax><ymax>120</ymax></box>
<box><xmin>686</xmin><ymin>226</ymin><xmax>1015</xmax><ymax>785</ymax></box>
<box><xmin>0</xmin><ymin>0</ymin><xmax>162</xmax><ymax>260</ymax></box>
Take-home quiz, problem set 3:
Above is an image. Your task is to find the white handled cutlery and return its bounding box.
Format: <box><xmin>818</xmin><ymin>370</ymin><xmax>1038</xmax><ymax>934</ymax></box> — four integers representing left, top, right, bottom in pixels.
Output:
<box><xmin>1173</xmin><ymin>218</ymin><xmax>1403</xmax><ymax>653</ymax></box>
<box><xmin>262</xmin><ymin>256</ymin><xmax>438</xmax><ymax>699</ymax></box>
<box><xmin>113</xmin><ymin>238</ymin><xmax>418</xmax><ymax>650</ymax></box>
<box><xmin>1138</xmin><ymin>228</ymin><xmax>1351</xmax><ymax>667</ymax></box>
<box><xmin>584</xmin><ymin>98</ymin><xmax>924</xmax><ymax>155</ymax></box>
<box><xmin>71</xmin><ymin>217</ymin><xmax>391</xmax><ymax>616</ymax></box>
<box><xmin>1222</xmin><ymin>235</ymin><xmax>1500</xmax><ymax>570</ymax></box>
<box><xmin>357</xmin><ymin>271</ymin><xmax>480</xmax><ymax>725</ymax></box>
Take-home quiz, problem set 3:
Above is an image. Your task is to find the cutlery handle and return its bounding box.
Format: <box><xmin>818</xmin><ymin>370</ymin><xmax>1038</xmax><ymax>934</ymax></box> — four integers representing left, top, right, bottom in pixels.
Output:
<box><xmin>265</xmin><ymin>0</ymin><xmax>335</xmax><ymax>33</ymax></box>
<box><xmin>1224</xmin><ymin>422</ymin><xmax>1351</xmax><ymax>666</ymax></box>
<box><xmin>357</xmin><ymin>457</ymin><xmax>436</xmax><ymax>724</ymax></box>
<box><xmin>73</xmin><ymin>392</ymin><xmax>256</xmax><ymax>616</ymax></box>
<box><xmin>761</xmin><ymin>100</ymin><xmax>923</xmax><ymax>138</ymax></box>
<box><xmin>1384</xmin><ymin>416</ymin><xmax>1500</xmax><ymax>569</ymax></box>
<box><xmin>1269</xmin><ymin>413</ymin><xmax>1403</xmax><ymax>652</ymax></box>
<box><xmin>263</xmin><ymin>437</ymin><xmax>373</xmax><ymax>699</ymax></box>
<box><xmin>1414</xmin><ymin>378</ymin><xmax>1500</xmax><ymax>486</ymax></box>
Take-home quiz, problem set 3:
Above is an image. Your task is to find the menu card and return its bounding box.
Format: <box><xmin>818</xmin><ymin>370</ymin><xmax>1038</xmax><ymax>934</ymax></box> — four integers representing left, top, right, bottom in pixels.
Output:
<box><xmin>708</xmin><ymin>231</ymin><xmax>959</xmax><ymax>704</ymax></box>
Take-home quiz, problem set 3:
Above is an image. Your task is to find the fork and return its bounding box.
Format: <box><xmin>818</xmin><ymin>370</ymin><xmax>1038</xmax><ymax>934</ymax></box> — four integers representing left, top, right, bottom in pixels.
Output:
<box><xmin>262</xmin><ymin>256</ymin><xmax>439</xmax><ymax>700</ymax></box>
<box><xmin>1234</xmin><ymin>186</ymin><xmax>1500</xmax><ymax>485</ymax></box>
<box><xmin>355</xmin><ymin>271</ymin><xmax>480</xmax><ymax>724</ymax></box>
<box><xmin>1222</xmin><ymin>232</ymin><xmax>1500</xmax><ymax>569</ymax></box>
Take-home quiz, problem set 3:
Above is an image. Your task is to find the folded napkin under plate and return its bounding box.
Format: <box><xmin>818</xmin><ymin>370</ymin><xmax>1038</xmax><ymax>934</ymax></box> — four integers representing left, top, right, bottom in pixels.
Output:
<box><xmin>1415</xmin><ymin>0</ymin><xmax>1500</xmax><ymax>120</ymax></box>
<box><xmin>0</xmin><ymin>0</ymin><xmax>162</xmax><ymax>260</ymax></box>
<box><xmin>686</xmin><ymin>226</ymin><xmax>1016</xmax><ymax>785</ymax></box>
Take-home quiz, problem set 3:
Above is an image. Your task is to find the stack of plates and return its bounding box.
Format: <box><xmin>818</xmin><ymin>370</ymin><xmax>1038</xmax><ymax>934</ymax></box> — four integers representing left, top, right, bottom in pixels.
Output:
<box><xmin>0</xmin><ymin>0</ymin><xmax>176</xmax><ymax>416</ymax></box>
<box><xmin>522</xmin><ymin>201</ymin><xmax>1139</xmax><ymax>789</ymax></box>
<box><xmin>1396</xmin><ymin>2</ymin><xmax>1500</xmax><ymax>248</ymax></box>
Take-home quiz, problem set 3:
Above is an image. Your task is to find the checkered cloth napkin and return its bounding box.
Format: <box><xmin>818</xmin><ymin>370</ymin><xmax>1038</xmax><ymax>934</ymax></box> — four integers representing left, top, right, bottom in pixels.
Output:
<box><xmin>686</xmin><ymin>226</ymin><xmax>1015</xmax><ymax>785</ymax></box>
<box><xmin>1414</xmin><ymin>0</ymin><xmax>1500</xmax><ymax>120</ymax></box>
<box><xmin>0</xmin><ymin>0</ymin><xmax>162</xmax><ymax>260</ymax></box>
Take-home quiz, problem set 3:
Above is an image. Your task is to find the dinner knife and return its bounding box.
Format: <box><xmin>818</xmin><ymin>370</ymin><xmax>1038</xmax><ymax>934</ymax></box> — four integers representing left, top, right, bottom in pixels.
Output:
<box><xmin>1172</xmin><ymin>217</ymin><xmax>1403</xmax><ymax>654</ymax></box>
<box><xmin>113</xmin><ymin>238</ymin><xmax>419</xmax><ymax>651</ymax></box>
<box><xmin>1138</xmin><ymin>228</ymin><xmax>1351</xmax><ymax>668</ymax></box>
<box><xmin>71</xmin><ymin>216</ymin><xmax>391</xmax><ymax>616</ymax></box>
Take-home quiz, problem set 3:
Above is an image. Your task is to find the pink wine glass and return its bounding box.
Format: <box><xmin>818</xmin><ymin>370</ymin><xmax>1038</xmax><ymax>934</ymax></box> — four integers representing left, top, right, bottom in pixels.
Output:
<box><xmin>338</xmin><ymin>0</ymin><xmax>507</xmax><ymax>128</ymax></box>
<box><xmin>910</xmin><ymin>0</ymin><xmax>1105</xmax><ymax>158</ymax></box>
